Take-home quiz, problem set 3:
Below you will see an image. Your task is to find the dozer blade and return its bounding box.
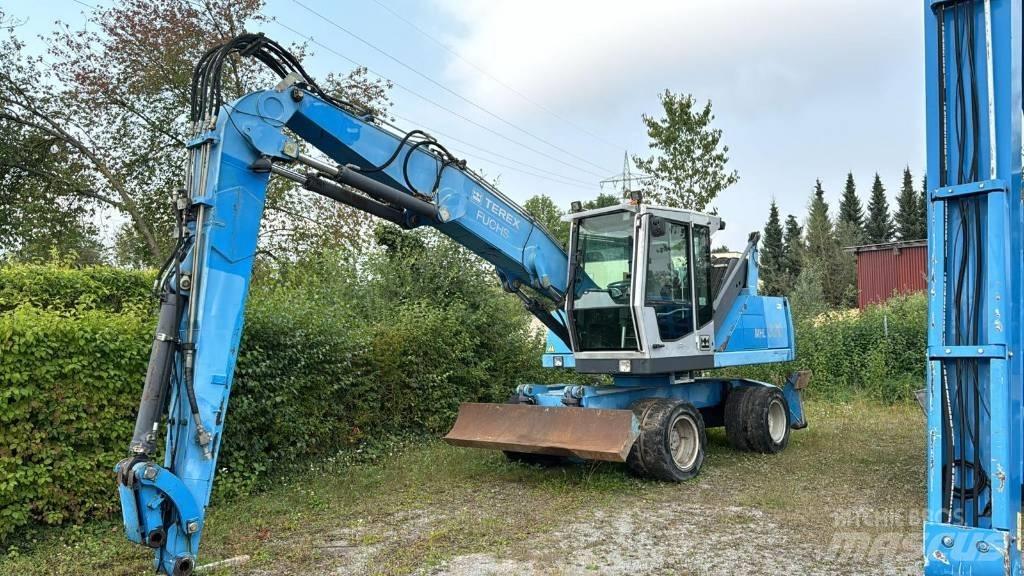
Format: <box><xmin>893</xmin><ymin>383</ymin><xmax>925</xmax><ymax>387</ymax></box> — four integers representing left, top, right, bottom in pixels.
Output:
<box><xmin>443</xmin><ymin>403</ymin><xmax>639</xmax><ymax>462</ymax></box>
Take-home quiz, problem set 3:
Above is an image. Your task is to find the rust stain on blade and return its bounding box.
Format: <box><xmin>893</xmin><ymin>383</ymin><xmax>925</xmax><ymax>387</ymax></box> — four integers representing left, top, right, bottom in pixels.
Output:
<box><xmin>443</xmin><ymin>403</ymin><xmax>639</xmax><ymax>462</ymax></box>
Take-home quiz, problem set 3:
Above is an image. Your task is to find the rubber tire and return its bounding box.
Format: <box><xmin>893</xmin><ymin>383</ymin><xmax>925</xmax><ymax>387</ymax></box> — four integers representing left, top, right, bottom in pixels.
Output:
<box><xmin>626</xmin><ymin>398</ymin><xmax>706</xmax><ymax>482</ymax></box>
<box><xmin>502</xmin><ymin>394</ymin><xmax>565</xmax><ymax>467</ymax></box>
<box><xmin>724</xmin><ymin>386</ymin><xmax>754</xmax><ymax>451</ymax></box>
<box><xmin>735</xmin><ymin>386</ymin><xmax>791</xmax><ymax>454</ymax></box>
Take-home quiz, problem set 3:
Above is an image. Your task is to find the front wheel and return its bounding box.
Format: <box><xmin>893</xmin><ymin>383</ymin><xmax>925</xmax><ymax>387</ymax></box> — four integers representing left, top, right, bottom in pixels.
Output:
<box><xmin>627</xmin><ymin>398</ymin><xmax>706</xmax><ymax>481</ymax></box>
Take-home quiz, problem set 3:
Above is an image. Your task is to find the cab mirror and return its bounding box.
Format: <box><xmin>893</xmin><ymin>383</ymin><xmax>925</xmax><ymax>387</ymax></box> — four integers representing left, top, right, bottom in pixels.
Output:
<box><xmin>650</xmin><ymin>216</ymin><xmax>666</xmax><ymax>237</ymax></box>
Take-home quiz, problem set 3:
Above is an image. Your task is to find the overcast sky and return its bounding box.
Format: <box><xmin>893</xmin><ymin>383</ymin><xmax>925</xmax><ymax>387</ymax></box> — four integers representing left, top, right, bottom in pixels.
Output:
<box><xmin>7</xmin><ymin>0</ymin><xmax>925</xmax><ymax>249</ymax></box>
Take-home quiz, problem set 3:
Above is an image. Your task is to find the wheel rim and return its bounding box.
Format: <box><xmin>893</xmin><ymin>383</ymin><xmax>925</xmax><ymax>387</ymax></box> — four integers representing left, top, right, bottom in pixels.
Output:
<box><xmin>668</xmin><ymin>413</ymin><xmax>700</xmax><ymax>470</ymax></box>
<box><xmin>768</xmin><ymin>398</ymin><xmax>787</xmax><ymax>444</ymax></box>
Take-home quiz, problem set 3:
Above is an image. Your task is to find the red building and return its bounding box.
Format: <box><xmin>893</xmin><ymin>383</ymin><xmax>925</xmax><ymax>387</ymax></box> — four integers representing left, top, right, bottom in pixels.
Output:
<box><xmin>852</xmin><ymin>240</ymin><xmax>927</xmax><ymax>309</ymax></box>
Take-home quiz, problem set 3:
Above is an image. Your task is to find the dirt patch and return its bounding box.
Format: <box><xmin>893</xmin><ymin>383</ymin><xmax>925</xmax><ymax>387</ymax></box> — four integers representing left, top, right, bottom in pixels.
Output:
<box><xmin>305</xmin><ymin>497</ymin><xmax>923</xmax><ymax>576</ymax></box>
<box><xmin>425</xmin><ymin>500</ymin><xmax>921</xmax><ymax>576</ymax></box>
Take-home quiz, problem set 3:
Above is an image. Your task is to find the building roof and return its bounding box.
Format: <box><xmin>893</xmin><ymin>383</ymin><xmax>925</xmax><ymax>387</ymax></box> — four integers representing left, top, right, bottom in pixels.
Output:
<box><xmin>850</xmin><ymin>239</ymin><xmax>927</xmax><ymax>254</ymax></box>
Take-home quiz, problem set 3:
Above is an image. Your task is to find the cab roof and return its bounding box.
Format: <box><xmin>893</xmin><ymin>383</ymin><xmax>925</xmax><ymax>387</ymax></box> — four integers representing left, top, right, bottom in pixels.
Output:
<box><xmin>562</xmin><ymin>203</ymin><xmax>724</xmax><ymax>234</ymax></box>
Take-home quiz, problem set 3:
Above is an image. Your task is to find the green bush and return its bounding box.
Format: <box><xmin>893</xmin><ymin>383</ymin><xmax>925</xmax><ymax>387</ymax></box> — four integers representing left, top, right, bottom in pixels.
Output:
<box><xmin>215</xmin><ymin>287</ymin><xmax>364</xmax><ymax>497</ymax></box>
<box><xmin>0</xmin><ymin>305</ymin><xmax>152</xmax><ymax>540</ymax></box>
<box><xmin>0</xmin><ymin>262</ymin><xmax>154</xmax><ymax>314</ymax></box>
<box><xmin>730</xmin><ymin>292</ymin><xmax>927</xmax><ymax>403</ymax></box>
<box><xmin>0</xmin><ymin>235</ymin><xmax>551</xmax><ymax>540</ymax></box>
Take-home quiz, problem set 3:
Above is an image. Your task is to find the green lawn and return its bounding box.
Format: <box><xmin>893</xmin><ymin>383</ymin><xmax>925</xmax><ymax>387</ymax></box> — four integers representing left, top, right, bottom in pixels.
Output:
<box><xmin>0</xmin><ymin>400</ymin><xmax>925</xmax><ymax>576</ymax></box>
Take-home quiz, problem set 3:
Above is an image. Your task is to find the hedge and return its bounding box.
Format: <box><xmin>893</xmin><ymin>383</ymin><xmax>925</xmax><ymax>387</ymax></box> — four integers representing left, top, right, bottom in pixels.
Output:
<box><xmin>0</xmin><ymin>306</ymin><xmax>152</xmax><ymax>537</ymax></box>
<box><xmin>0</xmin><ymin>236</ymin><xmax>552</xmax><ymax>541</ymax></box>
<box><xmin>729</xmin><ymin>292</ymin><xmax>928</xmax><ymax>403</ymax></box>
<box><xmin>0</xmin><ymin>262</ymin><xmax>153</xmax><ymax>314</ymax></box>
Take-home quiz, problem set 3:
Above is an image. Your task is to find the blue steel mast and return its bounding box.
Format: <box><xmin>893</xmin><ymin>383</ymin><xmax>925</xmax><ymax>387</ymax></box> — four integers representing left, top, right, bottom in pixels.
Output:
<box><xmin>923</xmin><ymin>1</ymin><xmax>1023</xmax><ymax>573</ymax></box>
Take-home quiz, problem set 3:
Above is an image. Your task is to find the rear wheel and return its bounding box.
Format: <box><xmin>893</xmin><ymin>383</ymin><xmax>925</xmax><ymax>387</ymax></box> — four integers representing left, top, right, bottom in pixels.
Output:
<box><xmin>627</xmin><ymin>398</ymin><xmax>706</xmax><ymax>481</ymax></box>
<box><xmin>502</xmin><ymin>394</ymin><xmax>565</xmax><ymax>467</ymax></box>
<box><xmin>725</xmin><ymin>385</ymin><xmax>790</xmax><ymax>454</ymax></box>
<box><xmin>724</xmin><ymin>386</ymin><xmax>754</xmax><ymax>451</ymax></box>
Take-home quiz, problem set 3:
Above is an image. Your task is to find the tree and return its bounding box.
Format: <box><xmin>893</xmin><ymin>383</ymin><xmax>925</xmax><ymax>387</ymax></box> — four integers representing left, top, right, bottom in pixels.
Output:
<box><xmin>805</xmin><ymin>180</ymin><xmax>834</xmax><ymax>262</ymax></box>
<box><xmin>760</xmin><ymin>200</ymin><xmax>785</xmax><ymax>295</ymax></box>
<box><xmin>0</xmin><ymin>111</ymin><xmax>104</xmax><ymax>263</ymax></box>
<box><xmin>832</xmin><ymin>220</ymin><xmax>860</xmax><ymax>308</ymax></box>
<box><xmin>804</xmin><ymin>180</ymin><xmax>848</xmax><ymax>307</ymax></box>
<box><xmin>837</xmin><ymin>172</ymin><xmax>864</xmax><ymax>241</ymax></box>
<box><xmin>865</xmin><ymin>173</ymin><xmax>894</xmax><ymax>244</ymax></box>
<box><xmin>582</xmin><ymin>192</ymin><xmax>621</xmax><ymax>210</ymax></box>
<box><xmin>0</xmin><ymin>1</ymin><xmax>391</xmax><ymax>266</ymax></box>
<box><xmin>781</xmin><ymin>214</ymin><xmax>804</xmax><ymax>291</ymax></box>
<box><xmin>632</xmin><ymin>90</ymin><xmax>738</xmax><ymax>210</ymax></box>
<box><xmin>895</xmin><ymin>167</ymin><xmax>925</xmax><ymax>240</ymax></box>
<box><xmin>523</xmin><ymin>194</ymin><xmax>569</xmax><ymax>248</ymax></box>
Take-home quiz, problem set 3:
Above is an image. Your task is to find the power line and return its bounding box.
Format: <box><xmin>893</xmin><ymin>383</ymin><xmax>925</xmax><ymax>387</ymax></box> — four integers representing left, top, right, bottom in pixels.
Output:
<box><xmin>443</xmin><ymin>148</ymin><xmax>598</xmax><ymax>191</ymax></box>
<box><xmin>290</xmin><ymin>0</ymin><xmax>611</xmax><ymax>175</ymax></box>
<box><xmin>61</xmin><ymin>1</ymin><xmax>597</xmax><ymax>190</ymax></box>
<box><xmin>368</xmin><ymin>0</ymin><xmax>621</xmax><ymax>152</ymax></box>
<box><xmin>388</xmin><ymin>112</ymin><xmax>596</xmax><ymax>188</ymax></box>
<box><xmin>66</xmin><ymin>0</ymin><xmax>607</xmax><ymax>181</ymax></box>
<box><xmin>270</xmin><ymin>18</ymin><xmax>608</xmax><ymax>179</ymax></box>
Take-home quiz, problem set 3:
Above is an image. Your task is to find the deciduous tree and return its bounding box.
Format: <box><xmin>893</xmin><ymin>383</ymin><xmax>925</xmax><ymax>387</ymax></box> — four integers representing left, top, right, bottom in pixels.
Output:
<box><xmin>633</xmin><ymin>90</ymin><xmax>738</xmax><ymax>211</ymax></box>
<box><xmin>523</xmin><ymin>194</ymin><xmax>569</xmax><ymax>248</ymax></box>
<box><xmin>0</xmin><ymin>1</ymin><xmax>391</xmax><ymax>266</ymax></box>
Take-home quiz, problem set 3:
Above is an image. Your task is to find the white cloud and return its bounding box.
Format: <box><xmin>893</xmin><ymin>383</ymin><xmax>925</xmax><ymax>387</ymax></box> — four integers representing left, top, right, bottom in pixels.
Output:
<box><xmin>434</xmin><ymin>0</ymin><xmax>919</xmax><ymax>119</ymax></box>
<box><xmin>429</xmin><ymin>0</ymin><xmax>926</xmax><ymax>249</ymax></box>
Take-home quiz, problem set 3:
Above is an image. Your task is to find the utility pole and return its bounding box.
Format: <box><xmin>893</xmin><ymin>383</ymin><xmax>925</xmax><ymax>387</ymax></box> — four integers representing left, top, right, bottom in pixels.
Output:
<box><xmin>600</xmin><ymin>151</ymin><xmax>652</xmax><ymax>198</ymax></box>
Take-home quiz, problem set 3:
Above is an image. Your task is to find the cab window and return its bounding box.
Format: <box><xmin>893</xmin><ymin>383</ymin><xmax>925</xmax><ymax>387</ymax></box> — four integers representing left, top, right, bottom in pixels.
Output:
<box><xmin>570</xmin><ymin>211</ymin><xmax>639</xmax><ymax>351</ymax></box>
<box><xmin>693</xmin><ymin>224</ymin><xmax>713</xmax><ymax>327</ymax></box>
<box><xmin>645</xmin><ymin>220</ymin><xmax>693</xmax><ymax>340</ymax></box>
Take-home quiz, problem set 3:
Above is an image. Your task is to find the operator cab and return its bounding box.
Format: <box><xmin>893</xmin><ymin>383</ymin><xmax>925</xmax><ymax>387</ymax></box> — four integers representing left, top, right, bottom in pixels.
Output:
<box><xmin>564</xmin><ymin>203</ymin><xmax>725</xmax><ymax>375</ymax></box>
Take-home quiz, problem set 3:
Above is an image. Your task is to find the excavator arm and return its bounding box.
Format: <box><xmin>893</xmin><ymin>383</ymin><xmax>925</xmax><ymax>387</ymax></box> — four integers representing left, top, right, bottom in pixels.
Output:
<box><xmin>115</xmin><ymin>34</ymin><xmax>570</xmax><ymax>575</ymax></box>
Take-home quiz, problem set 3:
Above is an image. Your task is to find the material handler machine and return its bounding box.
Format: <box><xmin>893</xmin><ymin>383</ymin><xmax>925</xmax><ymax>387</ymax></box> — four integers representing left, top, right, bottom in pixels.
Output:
<box><xmin>115</xmin><ymin>34</ymin><xmax>808</xmax><ymax>575</ymax></box>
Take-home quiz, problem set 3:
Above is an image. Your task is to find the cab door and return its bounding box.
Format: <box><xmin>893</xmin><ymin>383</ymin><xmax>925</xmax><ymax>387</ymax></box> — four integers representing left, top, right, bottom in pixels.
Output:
<box><xmin>642</xmin><ymin>215</ymin><xmax>696</xmax><ymax>342</ymax></box>
<box><xmin>634</xmin><ymin>211</ymin><xmax>716</xmax><ymax>370</ymax></box>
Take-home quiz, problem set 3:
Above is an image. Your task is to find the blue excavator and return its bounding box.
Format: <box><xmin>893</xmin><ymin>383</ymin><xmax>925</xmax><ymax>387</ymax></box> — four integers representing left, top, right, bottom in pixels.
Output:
<box><xmin>114</xmin><ymin>34</ymin><xmax>808</xmax><ymax>575</ymax></box>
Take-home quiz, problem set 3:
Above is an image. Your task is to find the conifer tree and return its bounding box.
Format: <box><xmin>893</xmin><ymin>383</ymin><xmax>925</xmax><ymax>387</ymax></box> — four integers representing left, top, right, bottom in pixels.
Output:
<box><xmin>782</xmin><ymin>214</ymin><xmax>804</xmax><ymax>292</ymax></box>
<box><xmin>805</xmin><ymin>180</ymin><xmax>834</xmax><ymax>261</ymax></box>
<box><xmin>761</xmin><ymin>200</ymin><xmax>785</xmax><ymax>295</ymax></box>
<box><xmin>895</xmin><ymin>167</ymin><xmax>925</xmax><ymax>240</ymax></box>
<box><xmin>837</xmin><ymin>172</ymin><xmax>864</xmax><ymax>241</ymax></box>
<box><xmin>804</xmin><ymin>180</ymin><xmax>851</xmax><ymax>307</ymax></box>
<box><xmin>865</xmin><ymin>173</ymin><xmax>894</xmax><ymax>243</ymax></box>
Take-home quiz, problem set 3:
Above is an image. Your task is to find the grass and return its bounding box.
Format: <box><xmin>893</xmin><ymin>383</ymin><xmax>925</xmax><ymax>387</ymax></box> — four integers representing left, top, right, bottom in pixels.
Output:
<box><xmin>0</xmin><ymin>400</ymin><xmax>925</xmax><ymax>576</ymax></box>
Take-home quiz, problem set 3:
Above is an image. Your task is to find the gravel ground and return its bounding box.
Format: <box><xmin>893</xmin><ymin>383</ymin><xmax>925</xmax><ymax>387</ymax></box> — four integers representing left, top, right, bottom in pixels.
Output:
<box><xmin>313</xmin><ymin>497</ymin><xmax>921</xmax><ymax>576</ymax></box>
<box><xmin>302</xmin><ymin>403</ymin><xmax>925</xmax><ymax>575</ymax></box>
